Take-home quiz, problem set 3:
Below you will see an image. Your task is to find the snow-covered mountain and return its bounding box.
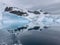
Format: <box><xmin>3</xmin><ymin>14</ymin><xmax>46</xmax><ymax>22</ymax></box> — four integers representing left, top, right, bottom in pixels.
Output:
<box><xmin>0</xmin><ymin>2</ymin><xmax>60</xmax><ymax>30</ymax></box>
<box><xmin>3</xmin><ymin>6</ymin><xmax>60</xmax><ymax>31</ymax></box>
<box><xmin>3</xmin><ymin>7</ymin><xmax>49</xmax><ymax>29</ymax></box>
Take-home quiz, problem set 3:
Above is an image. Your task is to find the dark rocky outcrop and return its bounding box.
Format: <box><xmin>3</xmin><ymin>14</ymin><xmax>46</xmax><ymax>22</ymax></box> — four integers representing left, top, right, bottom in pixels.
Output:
<box><xmin>28</xmin><ymin>26</ymin><xmax>40</xmax><ymax>31</ymax></box>
<box><xmin>5</xmin><ymin>7</ymin><xmax>13</xmax><ymax>12</ymax></box>
<box><xmin>33</xmin><ymin>11</ymin><xmax>40</xmax><ymax>14</ymax></box>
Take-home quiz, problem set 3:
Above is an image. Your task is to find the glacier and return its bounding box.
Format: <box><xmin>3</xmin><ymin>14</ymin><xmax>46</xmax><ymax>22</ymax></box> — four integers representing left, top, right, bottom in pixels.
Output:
<box><xmin>2</xmin><ymin>12</ymin><xmax>31</xmax><ymax>30</ymax></box>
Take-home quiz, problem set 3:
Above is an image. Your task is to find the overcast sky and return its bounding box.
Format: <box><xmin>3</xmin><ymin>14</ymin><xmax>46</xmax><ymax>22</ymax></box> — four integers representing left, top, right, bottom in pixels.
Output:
<box><xmin>0</xmin><ymin>0</ymin><xmax>60</xmax><ymax>9</ymax></box>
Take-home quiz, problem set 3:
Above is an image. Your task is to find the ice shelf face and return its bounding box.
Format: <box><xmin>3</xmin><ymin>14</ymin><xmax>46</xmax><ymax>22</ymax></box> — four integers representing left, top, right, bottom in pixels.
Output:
<box><xmin>2</xmin><ymin>12</ymin><xmax>30</xmax><ymax>30</ymax></box>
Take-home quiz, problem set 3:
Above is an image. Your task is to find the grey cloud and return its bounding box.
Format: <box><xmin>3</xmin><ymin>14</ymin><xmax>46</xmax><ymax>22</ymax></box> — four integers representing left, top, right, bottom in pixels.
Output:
<box><xmin>0</xmin><ymin>0</ymin><xmax>60</xmax><ymax>8</ymax></box>
<box><xmin>0</xmin><ymin>0</ymin><xmax>60</xmax><ymax>14</ymax></box>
